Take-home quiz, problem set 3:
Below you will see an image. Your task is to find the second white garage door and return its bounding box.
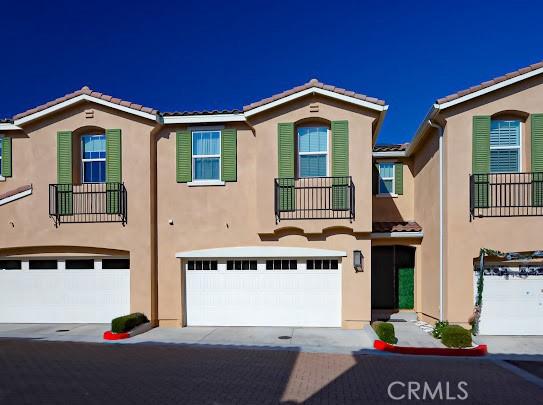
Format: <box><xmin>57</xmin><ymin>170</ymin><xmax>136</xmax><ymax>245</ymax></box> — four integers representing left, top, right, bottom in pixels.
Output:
<box><xmin>185</xmin><ymin>258</ymin><xmax>342</xmax><ymax>327</ymax></box>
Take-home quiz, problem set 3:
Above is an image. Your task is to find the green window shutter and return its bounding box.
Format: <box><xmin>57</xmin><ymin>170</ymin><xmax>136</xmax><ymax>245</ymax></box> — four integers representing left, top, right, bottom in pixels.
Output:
<box><xmin>331</xmin><ymin>120</ymin><xmax>349</xmax><ymax>210</ymax></box>
<box><xmin>1</xmin><ymin>136</ymin><xmax>12</xmax><ymax>177</ymax></box>
<box><xmin>176</xmin><ymin>130</ymin><xmax>192</xmax><ymax>183</ymax></box>
<box><xmin>106</xmin><ymin>129</ymin><xmax>122</xmax><ymax>214</ymax></box>
<box><xmin>472</xmin><ymin>116</ymin><xmax>490</xmax><ymax>208</ymax></box>
<box><xmin>277</xmin><ymin>123</ymin><xmax>295</xmax><ymax>211</ymax></box>
<box><xmin>531</xmin><ymin>114</ymin><xmax>543</xmax><ymax>206</ymax></box>
<box><xmin>221</xmin><ymin>129</ymin><xmax>237</xmax><ymax>182</ymax></box>
<box><xmin>394</xmin><ymin>163</ymin><xmax>403</xmax><ymax>195</ymax></box>
<box><xmin>57</xmin><ymin>131</ymin><xmax>73</xmax><ymax>215</ymax></box>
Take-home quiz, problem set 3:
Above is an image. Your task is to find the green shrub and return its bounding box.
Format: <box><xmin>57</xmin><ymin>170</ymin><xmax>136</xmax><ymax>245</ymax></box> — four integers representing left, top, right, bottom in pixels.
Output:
<box><xmin>111</xmin><ymin>312</ymin><xmax>149</xmax><ymax>333</ymax></box>
<box><xmin>431</xmin><ymin>320</ymin><xmax>449</xmax><ymax>339</ymax></box>
<box><xmin>441</xmin><ymin>325</ymin><xmax>472</xmax><ymax>348</ymax></box>
<box><xmin>372</xmin><ymin>321</ymin><xmax>397</xmax><ymax>344</ymax></box>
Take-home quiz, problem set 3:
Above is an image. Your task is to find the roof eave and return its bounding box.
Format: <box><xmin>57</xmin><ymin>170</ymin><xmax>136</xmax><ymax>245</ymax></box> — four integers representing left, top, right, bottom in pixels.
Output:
<box><xmin>244</xmin><ymin>86</ymin><xmax>387</xmax><ymax>117</ymax></box>
<box><xmin>162</xmin><ymin>113</ymin><xmax>246</xmax><ymax>124</ymax></box>
<box><xmin>0</xmin><ymin>123</ymin><xmax>22</xmax><ymax>131</ymax></box>
<box><xmin>13</xmin><ymin>94</ymin><xmax>157</xmax><ymax>126</ymax></box>
<box><xmin>405</xmin><ymin>105</ymin><xmax>440</xmax><ymax>156</ymax></box>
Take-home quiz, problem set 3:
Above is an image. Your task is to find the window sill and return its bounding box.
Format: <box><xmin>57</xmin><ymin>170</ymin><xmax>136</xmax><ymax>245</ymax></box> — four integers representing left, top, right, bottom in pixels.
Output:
<box><xmin>376</xmin><ymin>193</ymin><xmax>398</xmax><ymax>198</ymax></box>
<box><xmin>187</xmin><ymin>180</ymin><xmax>225</xmax><ymax>187</ymax></box>
<box><xmin>0</xmin><ymin>176</ymin><xmax>5</xmax><ymax>182</ymax></box>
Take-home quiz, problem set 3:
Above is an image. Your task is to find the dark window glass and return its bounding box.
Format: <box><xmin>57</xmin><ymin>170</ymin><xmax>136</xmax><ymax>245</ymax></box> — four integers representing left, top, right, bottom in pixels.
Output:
<box><xmin>331</xmin><ymin>260</ymin><xmax>338</xmax><ymax>269</ymax></box>
<box><xmin>210</xmin><ymin>261</ymin><xmax>218</xmax><ymax>270</ymax></box>
<box><xmin>102</xmin><ymin>259</ymin><xmax>130</xmax><ymax>269</ymax></box>
<box><xmin>235</xmin><ymin>260</ymin><xmax>242</xmax><ymax>270</ymax></box>
<box><xmin>307</xmin><ymin>260</ymin><xmax>314</xmax><ymax>270</ymax></box>
<box><xmin>195</xmin><ymin>261</ymin><xmax>202</xmax><ymax>270</ymax></box>
<box><xmin>266</xmin><ymin>260</ymin><xmax>273</xmax><ymax>270</ymax></box>
<box><xmin>188</xmin><ymin>261</ymin><xmax>195</xmax><ymax>270</ymax></box>
<box><xmin>66</xmin><ymin>259</ymin><xmax>94</xmax><ymax>270</ymax></box>
<box><xmin>315</xmin><ymin>260</ymin><xmax>322</xmax><ymax>270</ymax></box>
<box><xmin>250</xmin><ymin>261</ymin><xmax>257</xmax><ymax>270</ymax></box>
<box><xmin>323</xmin><ymin>260</ymin><xmax>330</xmax><ymax>270</ymax></box>
<box><xmin>274</xmin><ymin>260</ymin><xmax>281</xmax><ymax>269</ymax></box>
<box><xmin>0</xmin><ymin>260</ymin><xmax>22</xmax><ymax>270</ymax></box>
<box><xmin>203</xmin><ymin>261</ymin><xmax>210</xmax><ymax>270</ymax></box>
<box><xmin>290</xmin><ymin>260</ymin><xmax>297</xmax><ymax>270</ymax></box>
<box><xmin>227</xmin><ymin>260</ymin><xmax>233</xmax><ymax>270</ymax></box>
<box><xmin>242</xmin><ymin>260</ymin><xmax>249</xmax><ymax>270</ymax></box>
<box><xmin>282</xmin><ymin>260</ymin><xmax>289</xmax><ymax>269</ymax></box>
<box><xmin>29</xmin><ymin>260</ymin><xmax>57</xmax><ymax>270</ymax></box>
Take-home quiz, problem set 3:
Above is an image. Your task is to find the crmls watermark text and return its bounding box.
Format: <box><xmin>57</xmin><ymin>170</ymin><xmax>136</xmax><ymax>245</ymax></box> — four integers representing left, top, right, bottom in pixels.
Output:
<box><xmin>387</xmin><ymin>381</ymin><xmax>469</xmax><ymax>401</ymax></box>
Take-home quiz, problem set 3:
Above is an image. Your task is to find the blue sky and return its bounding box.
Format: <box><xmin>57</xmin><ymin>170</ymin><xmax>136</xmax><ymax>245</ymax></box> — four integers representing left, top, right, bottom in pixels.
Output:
<box><xmin>2</xmin><ymin>0</ymin><xmax>543</xmax><ymax>144</ymax></box>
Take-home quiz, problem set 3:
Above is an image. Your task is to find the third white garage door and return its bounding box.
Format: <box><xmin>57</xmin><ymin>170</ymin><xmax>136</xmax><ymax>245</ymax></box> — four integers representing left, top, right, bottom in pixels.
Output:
<box><xmin>184</xmin><ymin>252</ymin><xmax>343</xmax><ymax>327</ymax></box>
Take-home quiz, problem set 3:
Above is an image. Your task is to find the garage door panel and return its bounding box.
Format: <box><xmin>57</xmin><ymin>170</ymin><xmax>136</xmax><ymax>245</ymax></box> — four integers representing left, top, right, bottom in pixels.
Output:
<box><xmin>0</xmin><ymin>269</ymin><xmax>130</xmax><ymax>323</ymax></box>
<box><xmin>186</xmin><ymin>267</ymin><xmax>341</xmax><ymax>327</ymax></box>
<box><xmin>475</xmin><ymin>274</ymin><xmax>543</xmax><ymax>335</ymax></box>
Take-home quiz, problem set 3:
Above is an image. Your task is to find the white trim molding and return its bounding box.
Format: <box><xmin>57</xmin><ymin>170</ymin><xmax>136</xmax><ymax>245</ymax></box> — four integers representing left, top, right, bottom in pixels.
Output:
<box><xmin>0</xmin><ymin>187</ymin><xmax>33</xmax><ymax>206</ymax></box>
<box><xmin>0</xmin><ymin>123</ymin><xmax>22</xmax><ymax>131</ymax></box>
<box><xmin>163</xmin><ymin>114</ymin><xmax>245</xmax><ymax>124</ymax></box>
<box><xmin>371</xmin><ymin>231</ymin><xmax>424</xmax><ymax>239</ymax></box>
<box><xmin>187</xmin><ymin>180</ymin><xmax>225</xmax><ymax>187</ymax></box>
<box><xmin>13</xmin><ymin>94</ymin><xmax>157</xmax><ymax>126</ymax></box>
<box><xmin>176</xmin><ymin>246</ymin><xmax>348</xmax><ymax>259</ymax></box>
<box><xmin>372</xmin><ymin>151</ymin><xmax>407</xmax><ymax>158</ymax></box>
<box><xmin>244</xmin><ymin>87</ymin><xmax>388</xmax><ymax>117</ymax></box>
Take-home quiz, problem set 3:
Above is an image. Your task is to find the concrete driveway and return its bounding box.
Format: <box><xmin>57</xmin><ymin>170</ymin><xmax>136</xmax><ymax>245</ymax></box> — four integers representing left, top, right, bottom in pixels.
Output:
<box><xmin>0</xmin><ymin>324</ymin><xmax>373</xmax><ymax>354</ymax></box>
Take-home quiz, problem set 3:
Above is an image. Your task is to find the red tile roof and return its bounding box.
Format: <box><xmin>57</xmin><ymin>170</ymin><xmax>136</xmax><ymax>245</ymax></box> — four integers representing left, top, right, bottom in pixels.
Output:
<box><xmin>0</xmin><ymin>184</ymin><xmax>32</xmax><ymax>201</ymax></box>
<box><xmin>373</xmin><ymin>143</ymin><xmax>409</xmax><ymax>152</ymax></box>
<box><xmin>13</xmin><ymin>86</ymin><xmax>158</xmax><ymax>120</ymax></box>
<box><xmin>436</xmin><ymin>60</ymin><xmax>543</xmax><ymax>105</ymax></box>
<box><xmin>162</xmin><ymin>109</ymin><xmax>241</xmax><ymax>116</ymax></box>
<box><xmin>373</xmin><ymin>221</ymin><xmax>422</xmax><ymax>233</ymax></box>
<box><xmin>243</xmin><ymin>79</ymin><xmax>386</xmax><ymax>112</ymax></box>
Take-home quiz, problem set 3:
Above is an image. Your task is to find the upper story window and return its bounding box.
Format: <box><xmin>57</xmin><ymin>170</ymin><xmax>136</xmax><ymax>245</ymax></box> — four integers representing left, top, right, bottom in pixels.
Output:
<box><xmin>81</xmin><ymin>134</ymin><xmax>106</xmax><ymax>183</ymax></box>
<box><xmin>490</xmin><ymin>120</ymin><xmax>520</xmax><ymax>173</ymax></box>
<box><xmin>378</xmin><ymin>163</ymin><xmax>395</xmax><ymax>194</ymax></box>
<box><xmin>192</xmin><ymin>130</ymin><xmax>221</xmax><ymax>181</ymax></box>
<box><xmin>298</xmin><ymin>127</ymin><xmax>329</xmax><ymax>177</ymax></box>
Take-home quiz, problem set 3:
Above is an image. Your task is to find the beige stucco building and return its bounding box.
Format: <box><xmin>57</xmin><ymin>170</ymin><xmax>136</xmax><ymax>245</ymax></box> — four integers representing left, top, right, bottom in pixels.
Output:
<box><xmin>1</xmin><ymin>62</ymin><xmax>542</xmax><ymax>335</ymax></box>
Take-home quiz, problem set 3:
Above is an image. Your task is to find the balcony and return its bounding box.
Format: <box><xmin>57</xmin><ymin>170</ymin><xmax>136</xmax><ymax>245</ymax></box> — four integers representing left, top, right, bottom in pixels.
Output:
<box><xmin>274</xmin><ymin>176</ymin><xmax>355</xmax><ymax>222</ymax></box>
<box><xmin>470</xmin><ymin>172</ymin><xmax>543</xmax><ymax>219</ymax></box>
<box><xmin>49</xmin><ymin>183</ymin><xmax>127</xmax><ymax>226</ymax></box>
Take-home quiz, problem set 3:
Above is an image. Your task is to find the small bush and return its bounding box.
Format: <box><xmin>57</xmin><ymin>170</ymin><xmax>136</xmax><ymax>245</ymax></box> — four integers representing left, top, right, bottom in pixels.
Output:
<box><xmin>372</xmin><ymin>321</ymin><xmax>397</xmax><ymax>344</ymax></box>
<box><xmin>111</xmin><ymin>312</ymin><xmax>149</xmax><ymax>333</ymax></box>
<box><xmin>431</xmin><ymin>320</ymin><xmax>449</xmax><ymax>339</ymax></box>
<box><xmin>441</xmin><ymin>325</ymin><xmax>472</xmax><ymax>348</ymax></box>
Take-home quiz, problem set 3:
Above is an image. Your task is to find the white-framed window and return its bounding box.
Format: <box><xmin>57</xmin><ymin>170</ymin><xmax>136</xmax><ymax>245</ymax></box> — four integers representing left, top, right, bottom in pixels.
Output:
<box><xmin>81</xmin><ymin>134</ymin><xmax>106</xmax><ymax>183</ymax></box>
<box><xmin>192</xmin><ymin>130</ymin><xmax>221</xmax><ymax>181</ymax></box>
<box><xmin>378</xmin><ymin>162</ymin><xmax>395</xmax><ymax>194</ymax></box>
<box><xmin>490</xmin><ymin>120</ymin><xmax>521</xmax><ymax>173</ymax></box>
<box><xmin>298</xmin><ymin>127</ymin><xmax>329</xmax><ymax>177</ymax></box>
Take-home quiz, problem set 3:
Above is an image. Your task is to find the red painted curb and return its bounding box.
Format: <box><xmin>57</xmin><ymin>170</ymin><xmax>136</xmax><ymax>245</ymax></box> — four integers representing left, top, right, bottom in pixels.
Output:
<box><xmin>103</xmin><ymin>331</ymin><xmax>130</xmax><ymax>340</ymax></box>
<box><xmin>373</xmin><ymin>340</ymin><xmax>488</xmax><ymax>356</ymax></box>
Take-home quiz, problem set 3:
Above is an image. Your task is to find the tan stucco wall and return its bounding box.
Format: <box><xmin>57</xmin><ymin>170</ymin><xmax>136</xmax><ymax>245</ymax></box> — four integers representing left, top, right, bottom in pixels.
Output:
<box><xmin>372</xmin><ymin>157</ymin><xmax>415</xmax><ymax>222</ymax></box>
<box><xmin>437</xmin><ymin>75</ymin><xmax>543</xmax><ymax>324</ymax></box>
<box><xmin>0</xmin><ymin>103</ymin><xmax>157</xmax><ymax>320</ymax></box>
<box><xmin>412</xmin><ymin>130</ymin><xmax>441</xmax><ymax>322</ymax></box>
<box><xmin>156</xmin><ymin>95</ymin><xmax>378</xmax><ymax>328</ymax></box>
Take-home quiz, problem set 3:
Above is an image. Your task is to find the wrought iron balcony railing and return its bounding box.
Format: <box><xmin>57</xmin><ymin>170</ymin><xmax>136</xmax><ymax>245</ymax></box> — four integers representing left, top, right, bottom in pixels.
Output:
<box><xmin>470</xmin><ymin>172</ymin><xmax>543</xmax><ymax>219</ymax></box>
<box><xmin>49</xmin><ymin>182</ymin><xmax>127</xmax><ymax>226</ymax></box>
<box><xmin>274</xmin><ymin>176</ymin><xmax>355</xmax><ymax>222</ymax></box>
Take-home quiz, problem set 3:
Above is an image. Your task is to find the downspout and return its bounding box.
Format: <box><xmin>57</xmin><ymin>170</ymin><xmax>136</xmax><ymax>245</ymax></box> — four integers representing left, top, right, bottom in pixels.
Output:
<box><xmin>428</xmin><ymin>120</ymin><xmax>444</xmax><ymax>321</ymax></box>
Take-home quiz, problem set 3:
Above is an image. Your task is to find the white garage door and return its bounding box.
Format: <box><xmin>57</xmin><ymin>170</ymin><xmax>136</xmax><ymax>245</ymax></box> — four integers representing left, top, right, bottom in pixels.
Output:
<box><xmin>0</xmin><ymin>257</ymin><xmax>130</xmax><ymax>323</ymax></box>
<box><xmin>475</xmin><ymin>274</ymin><xmax>543</xmax><ymax>335</ymax></box>
<box><xmin>186</xmin><ymin>258</ymin><xmax>342</xmax><ymax>327</ymax></box>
